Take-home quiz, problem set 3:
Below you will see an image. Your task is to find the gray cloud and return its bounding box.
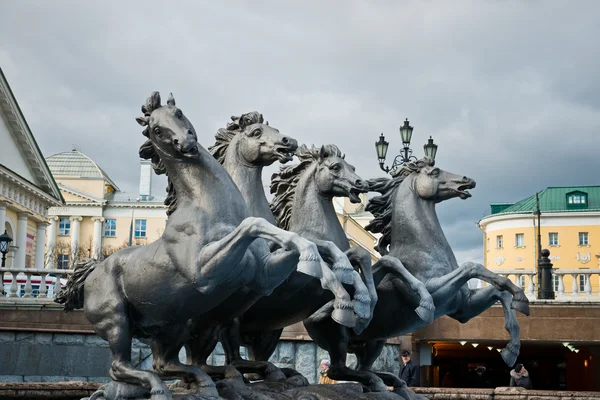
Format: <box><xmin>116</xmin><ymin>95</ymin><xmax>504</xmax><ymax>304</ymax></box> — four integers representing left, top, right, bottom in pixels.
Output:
<box><xmin>1</xmin><ymin>0</ymin><xmax>599</xmax><ymax>264</ymax></box>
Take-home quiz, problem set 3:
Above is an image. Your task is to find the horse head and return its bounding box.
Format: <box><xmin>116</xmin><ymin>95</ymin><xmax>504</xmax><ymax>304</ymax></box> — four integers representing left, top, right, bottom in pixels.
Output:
<box><xmin>400</xmin><ymin>157</ymin><xmax>476</xmax><ymax>203</ymax></box>
<box><xmin>136</xmin><ymin>92</ymin><xmax>199</xmax><ymax>164</ymax></box>
<box><xmin>313</xmin><ymin>144</ymin><xmax>368</xmax><ymax>203</ymax></box>
<box><xmin>230</xmin><ymin>112</ymin><xmax>298</xmax><ymax>166</ymax></box>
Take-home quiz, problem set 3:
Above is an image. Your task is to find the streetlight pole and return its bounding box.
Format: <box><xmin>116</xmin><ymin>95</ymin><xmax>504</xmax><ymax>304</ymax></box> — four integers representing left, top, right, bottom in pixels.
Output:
<box><xmin>0</xmin><ymin>230</ymin><xmax>13</xmax><ymax>268</ymax></box>
<box><xmin>375</xmin><ymin>118</ymin><xmax>438</xmax><ymax>175</ymax></box>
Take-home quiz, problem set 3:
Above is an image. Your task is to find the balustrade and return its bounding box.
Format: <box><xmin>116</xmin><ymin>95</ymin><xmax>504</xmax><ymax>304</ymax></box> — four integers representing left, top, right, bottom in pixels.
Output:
<box><xmin>488</xmin><ymin>269</ymin><xmax>600</xmax><ymax>301</ymax></box>
<box><xmin>0</xmin><ymin>267</ymin><xmax>72</xmax><ymax>300</ymax></box>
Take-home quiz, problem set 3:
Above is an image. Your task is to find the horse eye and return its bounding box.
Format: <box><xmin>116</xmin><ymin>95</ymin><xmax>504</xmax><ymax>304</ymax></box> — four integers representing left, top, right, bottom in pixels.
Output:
<box><xmin>330</xmin><ymin>164</ymin><xmax>341</xmax><ymax>171</ymax></box>
<box><xmin>430</xmin><ymin>168</ymin><xmax>440</xmax><ymax>176</ymax></box>
<box><xmin>153</xmin><ymin>127</ymin><xmax>162</xmax><ymax>136</ymax></box>
<box><xmin>250</xmin><ymin>128</ymin><xmax>262</xmax><ymax>137</ymax></box>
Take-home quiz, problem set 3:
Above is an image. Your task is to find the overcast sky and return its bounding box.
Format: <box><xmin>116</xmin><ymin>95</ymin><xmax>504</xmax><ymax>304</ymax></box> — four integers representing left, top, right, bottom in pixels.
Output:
<box><xmin>1</xmin><ymin>0</ymin><xmax>599</xmax><ymax>265</ymax></box>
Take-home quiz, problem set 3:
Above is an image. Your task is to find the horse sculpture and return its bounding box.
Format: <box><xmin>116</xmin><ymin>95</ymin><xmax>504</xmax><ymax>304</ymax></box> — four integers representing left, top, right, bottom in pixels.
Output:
<box><xmin>200</xmin><ymin>138</ymin><xmax>435</xmax><ymax>392</ymax></box>
<box><xmin>304</xmin><ymin>158</ymin><xmax>531</xmax><ymax>392</ymax></box>
<box><xmin>181</xmin><ymin>114</ymin><xmax>369</xmax><ymax>382</ymax></box>
<box><xmin>56</xmin><ymin>93</ymin><xmax>359</xmax><ymax>400</ymax></box>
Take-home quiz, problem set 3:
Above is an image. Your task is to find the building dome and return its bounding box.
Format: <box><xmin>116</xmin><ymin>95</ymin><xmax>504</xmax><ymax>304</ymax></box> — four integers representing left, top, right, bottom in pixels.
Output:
<box><xmin>46</xmin><ymin>148</ymin><xmax>120</xmax><ymax>190</ymax></box>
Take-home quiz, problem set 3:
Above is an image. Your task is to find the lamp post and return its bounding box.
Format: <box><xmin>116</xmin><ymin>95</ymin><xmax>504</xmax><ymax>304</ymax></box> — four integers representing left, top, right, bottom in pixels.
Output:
<box><xmin>0</xmin><ymin>230</ymin><xmax>13</xmax><ymax>268</ymax></box>
<box><xmin>375</xmin><ymin>118</ymin><xmax>438</xmax><ymax>174</ymax></box>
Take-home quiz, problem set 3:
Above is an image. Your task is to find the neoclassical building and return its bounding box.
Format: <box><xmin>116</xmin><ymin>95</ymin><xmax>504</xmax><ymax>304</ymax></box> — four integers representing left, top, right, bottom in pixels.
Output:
<box><xmin>44</xmin><ymin>150</ymin><xmax>380</xmax><ymax>269</ymax></box>
<box><xmin>478</xmin><ymin>186</ymin><xmax>600</xmax><ymax>296</ymax></box>
<box><xmin>0</xmin><ymin>67</ymin><xmax>64</xmax><ymax>270</ymax></box>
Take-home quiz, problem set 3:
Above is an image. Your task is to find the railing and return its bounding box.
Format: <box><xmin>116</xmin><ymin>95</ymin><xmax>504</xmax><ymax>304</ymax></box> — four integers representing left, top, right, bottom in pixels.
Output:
<box><xmin>487</xmin><ymin>269</ymin><xmax>600</xmax><ymax>301</ymax></box>
<box><xmin>0</xmin><ymin>267</ymin><xmax>72</xmax><ymax>300</ymax></box>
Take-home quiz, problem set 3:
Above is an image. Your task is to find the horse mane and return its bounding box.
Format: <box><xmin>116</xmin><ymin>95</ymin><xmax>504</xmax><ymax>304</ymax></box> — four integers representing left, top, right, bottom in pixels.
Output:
<box><xmin>270</xmin><ymin>144</ymin><xmax>343</xmax><ymax>230</ymax></box>
<box><xmin>365</xmin><ymin>157</ymin><xmax>435</xmax><ymax>255</ymax></box>
<box><xmin>208</xmin><ymin>112</ymin><xmax>264</xmax><ymax>164</ymax></box>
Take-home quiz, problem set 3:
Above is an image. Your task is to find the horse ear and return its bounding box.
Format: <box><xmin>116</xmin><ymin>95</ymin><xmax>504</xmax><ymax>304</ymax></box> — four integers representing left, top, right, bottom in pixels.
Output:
<box><xmin>238</xmin><ymin>114</ymin><xmax>252</xmax><ymax>130</ymax></box>
<box><xmin>145</xmin><ymin>91</ymin><xmax>161</xmax><ymax>112</ymax></box>
<box><xmin>167</xmin><ymin>93</ymin><xmax>176</xmax><ymax>106</ymax></box>
<box><xmin>319</xmin><ymin>145</ymin><xmax>329</xmax><ymax>162</ymax></box>
<box><xmin>136</xmin><ymin>116</ymin><xmax>149</xmax><ymax>126</ymax></box>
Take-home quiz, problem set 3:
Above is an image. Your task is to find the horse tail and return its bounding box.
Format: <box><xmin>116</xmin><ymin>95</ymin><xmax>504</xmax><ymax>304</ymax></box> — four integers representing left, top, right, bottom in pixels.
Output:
<box><xmin>54</xmin><ymin>259</ymin><xmax>99</xmax><ymax>312</ymax></box>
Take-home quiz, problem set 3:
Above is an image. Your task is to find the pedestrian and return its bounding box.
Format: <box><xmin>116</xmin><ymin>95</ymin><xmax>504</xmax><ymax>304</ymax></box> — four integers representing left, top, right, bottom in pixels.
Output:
<box><xmin>399</xmin><ymin>350</ymin><xmax>419</xmax><ymax>387</ymax></box>
<box><xmin>318</xmin><ymin>359</ymin><xmax>336</xmax><ymax>384</ymax></box>
<box><xmin>509</xmin><ymin>363</ymin><xmax>532</xmax><ymax>389</ymax></box>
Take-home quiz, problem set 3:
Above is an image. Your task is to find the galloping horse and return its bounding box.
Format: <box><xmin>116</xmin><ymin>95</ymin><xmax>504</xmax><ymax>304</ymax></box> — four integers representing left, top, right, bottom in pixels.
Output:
<box><xmin>304</xmin><ymin>158</ymin><xmax>530</xmax><ymax>392</ymax></box>
<box><xmin>56</xmin><ymin>93</ymin><xmax>354</xmax><ymax>400</ymax></box>
<box><xmin>183</xmin><ymin>114</ymin><xmax>368</xmax><ymax>380</ymax></box>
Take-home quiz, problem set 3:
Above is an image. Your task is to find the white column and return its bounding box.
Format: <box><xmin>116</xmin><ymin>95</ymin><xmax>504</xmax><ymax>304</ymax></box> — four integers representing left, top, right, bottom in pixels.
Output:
<box><xmin>45</xmin><ymin>216</ymin><xmax>58</xmax><ymax>269</ymax></box>
<box><xmin>70</xmin><ymin>216</ymin><xmax>82</xmax><ymax>266</ymax></box>
<box><xmin>34</xmin><ymin>222</ymin><xmax>47</xmax><ymax>270</ymax></box>
<box><xmin>15</xmin><ymin>213</ymin><xmax>29</xmax><ymax>268</ymax></box>
<box><xmin>91</xmin><ymin>217</ymin><xmax>104</xmax><ymax>260</ymax></box>
<box><xmin>0</xmin><ymin>203</ymin><xmax>6</xmax><ymax>233</ymax></box>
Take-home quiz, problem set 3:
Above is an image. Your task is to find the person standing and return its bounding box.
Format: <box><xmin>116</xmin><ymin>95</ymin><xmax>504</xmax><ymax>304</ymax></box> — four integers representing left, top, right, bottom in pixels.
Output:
<box><xmin>509</xmin><ymin>363</ymin><xmax>532</xmax><ymax>389</ymax></box>
<box><xmin>399</xmin><ymin>350</ymin><xmax>419</xmax><ymax>387</ymax></box>
<box><xmin>318</xmin><ymin>359</ymin><xmax>336</xmax><ymax>384</ymax></box>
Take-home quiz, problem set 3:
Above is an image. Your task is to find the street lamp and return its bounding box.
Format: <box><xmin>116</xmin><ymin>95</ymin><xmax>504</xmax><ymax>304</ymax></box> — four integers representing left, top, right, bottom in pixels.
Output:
<box><xmin>375</xmin><ymin>118</ymin><xmax>438</xmax><ymax>174</ymax></box>
<box><xmin>0</xmin><ymin>230</ymin><xmax>13</xmax><ymax>268</ymax></box>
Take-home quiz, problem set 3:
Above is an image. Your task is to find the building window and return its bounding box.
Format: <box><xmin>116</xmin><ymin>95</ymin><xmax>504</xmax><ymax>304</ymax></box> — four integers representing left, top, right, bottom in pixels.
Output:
<box><xmin>58</xmin><ymin>218</ymin><xmax>70</xmax><ymax>236</ymax></box>
<box><xmin>553</xmin><ymin>275</ymin><xmax>560</xmax><ymax>292</ymax></box>
<box><xmin>135</xmin><ymin>219</ymin><xmax>147</xmax><ymax>238</ymax></box>
<box><xmin>549</xmin><ymin>232</ymin><xmax>559</xmax><ymax>246</ymax></box>
<box><xmin>104</xmin><ymin>219</ymin><xmax>117</xmax><ymax>237</ymax></box>
<box><xmin>515</xmin><ymin>233</ymin><xmax>524</xmax><ymax>247</ymax></box>
<box><xmin>496</xmin><ymin>235</ymin><xmax>503</xmax><ymax>249</ymax></box>
<box><xmin>568</xmin><ymin>194</ymin><xmax>586</xmax><ymax>204</ymax></box>
<box><xmin>567</xmin><ymin>192</ymin><xmax>588</xmax><ymax>210</ymax></box>
<box><xmin>579</xmin><ymin>274</ymin><xmax>588</xmax><ymax>292</ymax></box>
<box><xmin>57</xmin><ymin>254</ymin><xmax>69</xmax><ymax>269</ymax></box>
<box><xmin>579</xmin><ymin>232</ymin><xmax>589</xmax><ymax>246</ymax></box>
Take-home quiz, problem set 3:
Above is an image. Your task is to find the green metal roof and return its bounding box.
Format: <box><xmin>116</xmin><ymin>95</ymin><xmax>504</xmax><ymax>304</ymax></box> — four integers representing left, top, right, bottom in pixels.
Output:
<box><xmin>484</xmin><ymin>186</ymin><xmax>600</xmax><ymax>219</ymax></box>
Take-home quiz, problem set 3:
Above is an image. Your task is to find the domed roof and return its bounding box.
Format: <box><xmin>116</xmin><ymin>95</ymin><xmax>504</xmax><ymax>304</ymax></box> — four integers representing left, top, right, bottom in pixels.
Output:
<box><xmin>46</xmin><ymin>148</ymin><xmax>120</xmax><ymax>190</ymax></box>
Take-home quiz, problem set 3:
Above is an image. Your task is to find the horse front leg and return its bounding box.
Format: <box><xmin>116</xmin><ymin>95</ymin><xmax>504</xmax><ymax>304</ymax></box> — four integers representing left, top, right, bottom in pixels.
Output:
<box><xmin>346</xmin><ymin>247</ymin><xmax>379</xmax><ymax>333</ymax></box>
<box><xmin>311</xmin><ymin>239</ymin><xmax>372</xmax><ymax>331</ymax></box>
<box><xmin>427</xmin><ymin>261</ymin><xmax>530</xmax><ymax>316</ymax></box>
<box><xmin>448</xmin><ymin>286</ymin><xmax>521</xmax><ymax>367</ymax></box>
<box><xmin>373</xmin><ymin>256</ymin><xmax>435</xmax><ymax>323</ymax></box>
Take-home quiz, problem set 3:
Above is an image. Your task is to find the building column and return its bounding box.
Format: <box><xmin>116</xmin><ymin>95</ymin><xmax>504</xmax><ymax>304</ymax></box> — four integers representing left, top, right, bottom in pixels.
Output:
<box><xmin>0</xmin><ymin>203</ymin><xmax>6</xmax><ymax>233</ymax></box>
<box><xmin>70</xmin><ymin>216</ymin><xmax>82</xmax><ymax>267</ymax></box>
<box><xmin>91</xmin><ymin>217</ymin><xmax>104</xmax><ymax>260</ymax></box>
<box><xmin>45</xmin><ymin>216</ymin><xmax>58</xmax><ymax>269</ymax></box>
<box><xmin>15</xmin><ymin>213</ymin><xmax>29</xmax><ymax>268</ymax></box>
<box><xmin>34</xmin><ymin>222</ymin><xmax>47</xmax><ymax>270</ymax></box>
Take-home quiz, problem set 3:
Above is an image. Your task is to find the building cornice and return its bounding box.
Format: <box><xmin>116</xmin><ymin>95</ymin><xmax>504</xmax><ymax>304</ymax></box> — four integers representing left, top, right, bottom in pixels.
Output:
<box><xmin>0</xmin><ymin>68</ymin><xmax>64</xmax><ymax>203</ymax></box>
<box><xmin>479</xmin><ymin>210</ymin><xmax>600</xmax><ymax>231</ymax></box>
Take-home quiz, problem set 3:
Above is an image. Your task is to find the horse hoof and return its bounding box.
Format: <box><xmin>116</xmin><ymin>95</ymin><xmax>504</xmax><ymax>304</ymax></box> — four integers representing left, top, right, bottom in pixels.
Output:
<box><xmin>511</xmin><ymin>299</ymin><xmax>530</xmax><ymax>316</ymax></box>
<box><xmin>415</xmin><ymin>304</ymin><xmax>435</xmax><ymax>324</ymax></box>
<box><xmin>501</xmin><ymin>347</ymin><xmax>519</xmax><ymax>367</ymax></box>
<box><xmin>331</xmin><ymin>308</ymin><xmax>356</xmax><ymax>328</ymax></box>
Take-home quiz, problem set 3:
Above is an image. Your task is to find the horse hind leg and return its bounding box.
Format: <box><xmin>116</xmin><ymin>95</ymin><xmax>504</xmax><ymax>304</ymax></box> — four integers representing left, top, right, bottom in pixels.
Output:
<box><xmin>449</xmin><ymin>286</ymin><xmax>521</xmax><ymax>367</ymax></box>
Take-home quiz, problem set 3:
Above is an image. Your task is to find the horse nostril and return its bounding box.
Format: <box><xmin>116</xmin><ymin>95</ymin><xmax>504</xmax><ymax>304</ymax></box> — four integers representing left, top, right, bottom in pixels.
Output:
<box><xmin>356</xmin><ymin>180</ymin><xmax>364</xmax><ymax>187</ymax></box>
<box><xmin>173</xmin><ymin>139</ymin><xmax>179</xmax><ymax>145</ymax></box>
<box><xmin>282</xmin><ymin>137</ymin><xmax>290</xmax><ymax>145</ymax></box>
<box><xmin>187</xmin><ymin>129</ymin><xmax>193</xmax><ymax>136</ymax></box>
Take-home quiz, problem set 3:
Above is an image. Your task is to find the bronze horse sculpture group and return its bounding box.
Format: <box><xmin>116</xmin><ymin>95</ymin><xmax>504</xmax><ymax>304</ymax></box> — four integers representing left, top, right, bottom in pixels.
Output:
<box><xmin>56</xmin><ymin>92</ymin><xmax>530</xmax><ymax>400</ymax></box>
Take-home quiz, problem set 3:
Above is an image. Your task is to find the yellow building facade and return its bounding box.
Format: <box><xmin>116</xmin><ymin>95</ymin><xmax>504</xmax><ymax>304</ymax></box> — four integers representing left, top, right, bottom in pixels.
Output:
<box><xmin>478</xmin><ymin>186</ymin><xmax>600</xmax><ymax>297</ymax></box>
<box><xmin>45</xmin><ymin>151</ymin><xmax>379</xmax><ymax>269</ymax></box>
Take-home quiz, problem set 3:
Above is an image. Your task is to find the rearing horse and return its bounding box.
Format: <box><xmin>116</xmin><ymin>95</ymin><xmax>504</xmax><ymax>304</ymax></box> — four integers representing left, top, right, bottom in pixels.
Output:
<box><xmin>304</xmin><ymin>158</ymin><xmax>530</xmax><ymax>392</ymax></box>
<box><xmin>56</xmin><ymin>93</ymin><xmax>355</xmax><ymax>400</ymax></box>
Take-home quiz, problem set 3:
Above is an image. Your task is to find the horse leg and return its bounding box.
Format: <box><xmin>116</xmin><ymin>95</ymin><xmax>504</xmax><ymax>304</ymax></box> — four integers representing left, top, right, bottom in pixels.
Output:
<box><xmin>220</xmin><ymin>320</ymin><xmax>287</xmax><ymax>381</ymax></box>
<box><xmin>197</xmin><ymin>217</ymin><xmax>355</xmax><ymax>327</ymax></box>
<box><xmin>373</xmin><ymin>256</ymin><xmax>435</xmax><ymax>323</ymax></box>
<box><xmin>346</xmin><ymin>247</ymin><xmax>379</xmax><ymax>333</ymax></box>
<box><xmin>84</xmin><ymin>275</ymin><xmax>167</xmax><ymax>399</ymax></box>
<box><xmin>353</xmin><ymin>340</ymin><xmax>413</xmax><ymax>393</ymax></box>
<box><xmin>151</xmin><ymin>328</ymin><xmax>222</xmax><ymax>399</ymax></box>
<box><xmin>448</xmin><ymin>286</ymin><xmax>522</xmax><ymax>367</ymax></box>
<box><xmin>427</xmin><ymin>261</ymin><xmax>530</xmax><ymax>316</ymax></box>
<box><xmin>304</xmin><ymin>302</ymin><xmax>388</xmax><ymax>392</ymax></box>
<box><xmin>311</xmin><ymin>239</ymin><xmax>371</xmax><ymax>330</ymax></box>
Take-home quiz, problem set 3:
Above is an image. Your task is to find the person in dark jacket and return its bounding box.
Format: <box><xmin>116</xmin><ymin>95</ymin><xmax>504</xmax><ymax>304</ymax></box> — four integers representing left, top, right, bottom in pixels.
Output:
<box><xmin>399</xmin><ymin>350</ymin><xmax>419</xmax><ymax>386</ymax></box>
<box><xmin>510</xmin><ymin>363</ymin><xmax>532</xmax><ymax>389</ymax></box>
